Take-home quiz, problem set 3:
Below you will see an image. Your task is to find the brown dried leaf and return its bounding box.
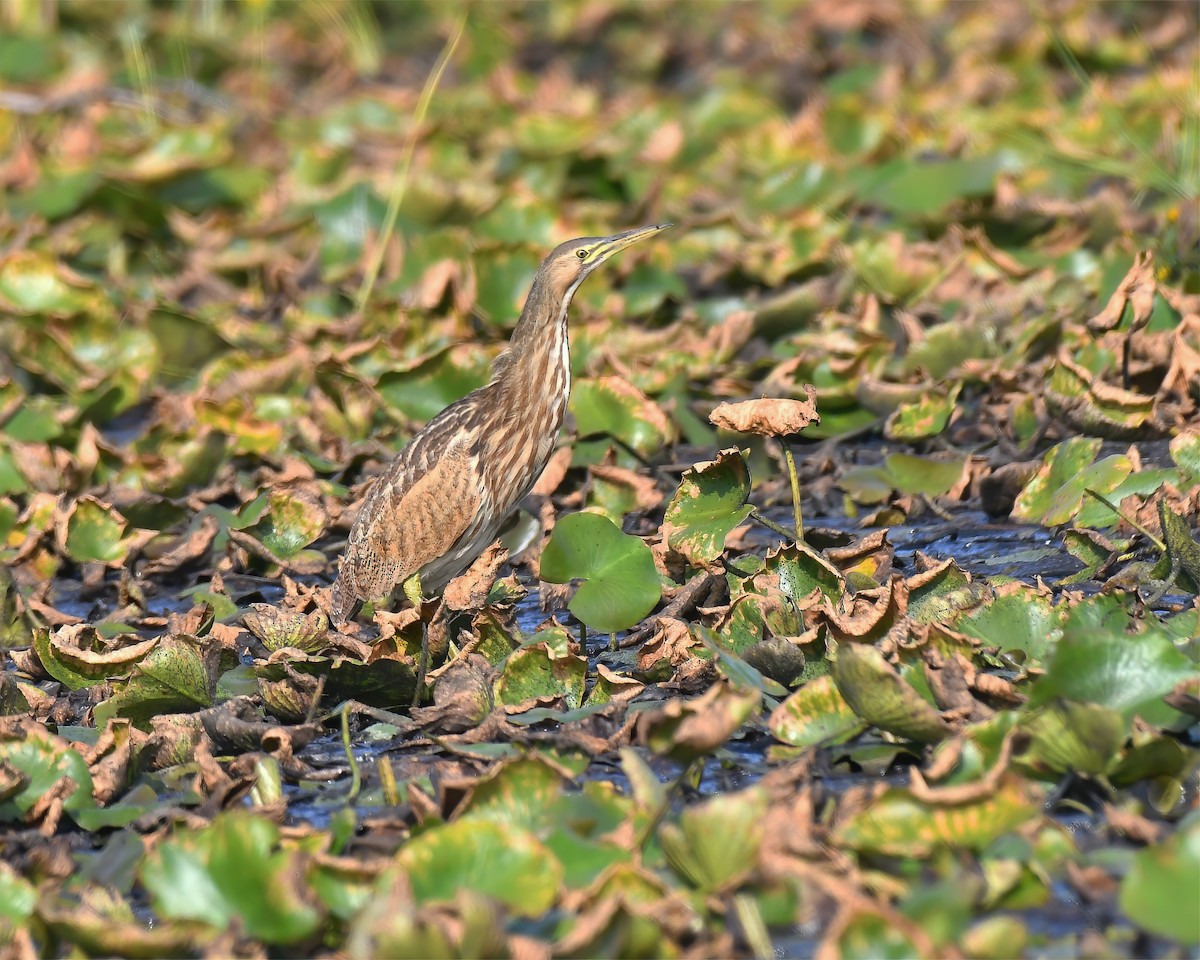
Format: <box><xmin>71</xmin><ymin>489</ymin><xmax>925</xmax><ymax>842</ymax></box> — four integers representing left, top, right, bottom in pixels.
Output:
<box><xmin>709</xmin><ymin>384</ymin><xmax>820</xmax><ymax>437</ymax></box>
<box><xmin>412</xmin><ymin>654</ymin><xmax>493</xmax><ymax>733</ymax></box>
<box><xmin>141</xmin><ymin>514</ymin><xmax>220</xmax><ymax>576</ymax></box>
<box><xmin>531</xmin><ymin>446</ymin><xmax>572</xmax><ymax>498</ymax></box>
<box><xmin>820</xmin><ymin>575</ymin><xmax>907</xmax><ymax>645</ymax></box>
<box><xmin>589</xmin><ymin>463</ymin><xmax>663</xmax><ymax>511</ymax></box>
<box><xmin>84</xmin><ymin>718</ymin><xmax>148</xmax><ymax>805</ymax></box>
<box><xmin>442</xmin><ymin>542</ymin><xmax>508</xmax><ymax>613</ymax></box>
<box><xmin>1086</xmin><ymin>250</ymin><xmax>1155</xmax><ymax>334</ymax></box>
<box><xmin>636</xmin><ymin>616</ymin><xmax>699</xmax><ymax>672</ymax></box>
<box><xmin>635</xmin><ymin>681</ymin><xmax>760</xmax><ymax>761</ymax></box>
<box><xmin>1103</xmin><ymin>803</ymin><xmax>1163</xmax><ymax>845</ymax></box>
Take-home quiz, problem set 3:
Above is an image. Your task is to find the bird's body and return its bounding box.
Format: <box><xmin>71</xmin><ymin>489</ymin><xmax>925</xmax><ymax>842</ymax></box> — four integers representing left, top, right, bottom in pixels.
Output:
<box><xmin>331</xmin><ymin>224</ymin><xmax>670</xmax><ymax>623</ymax></box>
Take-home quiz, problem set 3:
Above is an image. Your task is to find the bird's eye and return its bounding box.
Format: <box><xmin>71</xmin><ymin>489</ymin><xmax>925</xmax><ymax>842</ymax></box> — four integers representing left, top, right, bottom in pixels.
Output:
<box><xmin>576</xmin><ymin>248</ymin><xmax>589</xmax><ymax>259</ymax></box>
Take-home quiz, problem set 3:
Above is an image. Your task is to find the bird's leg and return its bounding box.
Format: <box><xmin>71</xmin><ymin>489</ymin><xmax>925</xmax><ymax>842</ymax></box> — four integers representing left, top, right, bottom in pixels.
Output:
<box><xmin>403</xmin><ymin>572</ymin><xmax>429</xmax><ymax>708</ymax></box>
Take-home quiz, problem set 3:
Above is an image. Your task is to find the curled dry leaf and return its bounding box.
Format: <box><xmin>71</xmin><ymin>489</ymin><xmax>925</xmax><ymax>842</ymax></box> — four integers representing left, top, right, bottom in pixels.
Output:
<box><xmin>412</xmin><ymin>653</ymin><xmax>493</xmax><ymax>733</ymax></box>
<box><xmin>820</xmin><ymin>575</ymin><xmax>908</xmax><ymax>645</ymax></box>
<box><xmin>141</xmin><ymin>514</ymin><xmax>220</xmax><ymax>576</ymax></box>
<box><xmin>242</xmin><ymin>603</ymin><xmax>330</xmax><ymax>654</ymax></box>
<box><xmin>1086</xmin><ymin>250</ymin><xmax>1155</xmax><ymax>334</ymax></box>
<box><xmin>636</xmin><ymin>681</ymin><xmax>760</xmax><ymax>762</ymax></box>
<box><xmin>442</xmin><ymin>542</ymin><xmax>509</xmax><ymax>612</ymax></box>
<box><xmin>708</xmin><ymin>384</ymin><xmax>820</xmax><ymax>436</ymax></box>
<box><xmin>636</xmin><ymin>616</ymin><xmax>700</xmax><ymax>672</ymax></box>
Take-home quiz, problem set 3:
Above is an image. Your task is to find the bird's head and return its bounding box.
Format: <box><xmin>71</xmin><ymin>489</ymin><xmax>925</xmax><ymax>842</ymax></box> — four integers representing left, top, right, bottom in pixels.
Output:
<box><xmin>538</xmin><ymin>222</ymin><xmax>672</xmax><ymax>301</ymax></box>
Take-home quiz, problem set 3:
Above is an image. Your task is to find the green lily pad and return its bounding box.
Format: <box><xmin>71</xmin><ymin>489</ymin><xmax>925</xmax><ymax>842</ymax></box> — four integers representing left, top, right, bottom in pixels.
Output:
<box><xmin>375</xmin><ymin>346</ymin><xmax>491</xmax><ymax>424</ymax></box>
<box><xmin>396</xmin><ymin>818</ymin><xmax>561</xmax><ymax>917</ymax></box>
<box><xmin>93</xmin><ymin>638</ymin><xmax>216</xmax><ymax>728</ymax></box>
<box><xmin>255</xmin><ymin>485</ymin><xmax>327</xmax><ymax>560</ymax></box>
<box><xmin>907</xmin><ymin>560</ymin><xmax>987</xmax><ymax>624</ymax></box>
<box><xmin>146</xmin><ymin>309</ymin><xmax>232</xmax><ymax>380</ymax></box>
<box><xmin>1026</xmin><ymin>596</ymin><xmax>1196</xmax><ymax>729</ymax></box>
<box><xmin>1017</xmin><ymin>700</ymin><xmax>1126</xmax><ymax>776</ymax></box>
<box><xmin>1074</xmin><ymin>467</ymin><xmax>1177</xmax><ymax>528</ymax></box>
<box><xmin>570</xmin><ymin>378</ymin><xmax>673</xmax><ymax>460</ymax></box>
<box><xmin>1011</xmin><ymin>438</ymin><xmax>1101</xmax><ymax>523</ymax></box>
<box><xmin>4</xmin><ymin>395</ymin><xmax>64</xmax><ymax>442</ymax></box>
<box><xmin>540</xmin><ymin>512</ymin><xmax>661</xmax><ymax>633</ymax></box>
<box><xmin>63</xmin><ymin>496</ymin><xmax>129</xmax><ymax>565</ymax></box>
<box><xmin>883</xmin><ymin>453</ymin><xmax>967</xmax><ymax>497</ymax></box>
<box><xmin>494</xmin><ymin>645</ymin><xmax>586</xmax><ymax>710</ymax></box>
<box><xmin>141</xmin><ymin>811</ymin><xmax>323</xmax><ymax>944</ymax></box>
<box><xmin>621</xmin><ymin>262</ymin><xmax>688</xmax><ymax>315</ymax></box>
<box><xmin>0</xmin><ymin>861</ymin><xmax>36</xmax><ymax>928</ymax></box>
<box><xmin>768</xmin><ymin>542</ymin><xmax>844</xmax><ymax>603</ymax></box>
<box><xmin>839</xmin><ymin>465</ymin><xmax>893</xmax><ymax>504</ymax></box>
<box><xmin>1119</xmin><ymin>818</ymin><xmax>1200</xmax><ymax>944</ymax></box>
<box><xmin>833</xmin><ymin>643</ymin><xmax>951</xmax><ymax>743</ymax></box>
<box><xmin>768</xmin><ymin>675</ymin><xmax>864</xmax><ymax>748</ymax></box>
<box><xmin>954</xmin><ymin>589</ymin><xmax>1062</xmax><ymax>662</ymax></box>
<box><xmin>835</xmin><ymin>779</ymin><xmax>1038</xmax><ymax>857</ymax></box>
<box><xmin>861</xmin><ymin>153</ymin><xmax>1015</xmax><ymax>217</ymax></box>
<box><xmin>1042</xmin><ymin>455</ymin><xmax>1133</xmax><ymax>526</ymax></box>
<box><xmin>457</xmin><ymin>756</ymin><xmax>568</xmax><ymax>831</ymax></box>
<box><xmin>884</xmin><ymin>384</ymin><xmax>962</xmax><ymax>441</ymax></box>
<box><xmin>0</xmin><ymin>728</ymin><xmax>96</xmax><ymax>827</ymax></box>
<box><xmin>660</xmin><ymin>786</ymin><xmax>768</xmax><ymax>893</ymax></box>
<box><xmin>242</xmin><ymin>604</ymin><xmax>330</xmax><ymax>654</ymax></box>
<box><xmin>312</xmin><ymin>184</ymin><xmax>388</xmax><ymax>279</ymax></box>
<box><xmin>662</xmin><ymin>448</ymin><xmax>752</xmax><ymax>567</ymax></box>
<box><xmin>1170</xmin><ymin>429</ymin><xmax>1200</xmax><ymax>483</ymax></box>
<box><xmin>0</xmin><ymin>251</ymin><xmax>96</xmax><ymax>317</ymax></box>
<box><xmin>121</xmin><ymin>126</ymin><xmax>233</xmax><ymax>182</ymax></box>
<box><xmin>474</xmin><ymin>249</ymin><xmax>541</xmax><ymax>325</ymax></box>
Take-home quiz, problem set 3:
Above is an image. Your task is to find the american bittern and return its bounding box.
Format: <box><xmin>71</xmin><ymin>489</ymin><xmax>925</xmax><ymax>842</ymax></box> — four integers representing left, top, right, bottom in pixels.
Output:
<box><xmin>331</xmin><ymin>223</ymin><xmax>671</xmax><ymax>623</ymax></box>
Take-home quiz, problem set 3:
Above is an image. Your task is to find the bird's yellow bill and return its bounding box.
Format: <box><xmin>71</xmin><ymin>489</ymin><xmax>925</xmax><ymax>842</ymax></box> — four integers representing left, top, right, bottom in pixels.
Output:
<box><xmin>598</xmin><ymin>222</ymin><xmax>673</xmax><ymax>257</ymax></box>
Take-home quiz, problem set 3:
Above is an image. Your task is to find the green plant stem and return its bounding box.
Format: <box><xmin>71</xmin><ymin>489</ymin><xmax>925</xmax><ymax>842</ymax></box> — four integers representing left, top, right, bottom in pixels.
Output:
<box><xmin>637</xmin><ymin>757</ymin><xmax>700</xmax><ymax>851</ymax></box>
<box><xmin>403</xmin><ymin>572</ymin><xmax>429</xmax><ymax>709</ymax></box>
<box><xmin>378</xmin><ymin>755</ymin><xmax>399</xmax><ymax>807</ymax></box>
<box><xmin>412</xmin><ymin>621</ymin><xmax>429</xmax><ymax>709</ymax></box>
<box><xmin>1083</xmin><ymin>488</ymin><xmax>1165</xmax><ymax>552</ymax></box>
<box><xmin>733</xmin><ymin>893</ymin><xmax>774</xmax><ymax>960</ymax></box>
<box><xmin>750</xmin><ymin>508</ymin><xmax>793</xmax><ymax>541</ymax></box>
<box><xmin>782</xmin><ymin>443</ymin><xmax>804</xmax><ymax>541</ymax></box>
<box><xmin>341</xmin><ymin>705</ymin><xmax>361</xmax><ymax>803</ymax></box>
<box><xmin>355</xmin><ymin>12</ymin><xmax>466</xmax><ymax>313</ymax></box>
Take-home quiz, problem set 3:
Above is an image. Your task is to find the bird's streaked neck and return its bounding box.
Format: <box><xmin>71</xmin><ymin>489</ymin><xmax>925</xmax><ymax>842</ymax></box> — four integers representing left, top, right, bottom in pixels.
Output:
<box><xmin>495</xmin><ymin>269</ymin><xmax>586</xmax><ymax>385</ymax></box>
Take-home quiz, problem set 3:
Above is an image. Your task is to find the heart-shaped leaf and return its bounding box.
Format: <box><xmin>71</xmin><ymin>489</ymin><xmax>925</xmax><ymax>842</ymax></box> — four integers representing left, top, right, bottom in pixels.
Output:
<box><xmin>540</xmin><ymin>512</ymin><xmax>660</xmax><ymax>633</ymax></box>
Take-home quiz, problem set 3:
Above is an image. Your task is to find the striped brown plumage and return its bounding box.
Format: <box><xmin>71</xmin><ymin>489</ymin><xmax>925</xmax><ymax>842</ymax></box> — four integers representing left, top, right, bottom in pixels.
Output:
<box><xmin>331</xmin><ymin>224</ymin><xmax>670</xmax><ymax>623</ymax></box>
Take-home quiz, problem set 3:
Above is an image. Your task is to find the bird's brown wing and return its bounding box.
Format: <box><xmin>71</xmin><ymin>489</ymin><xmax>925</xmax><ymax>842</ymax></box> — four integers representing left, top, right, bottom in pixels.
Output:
<box><xmin>331</xmin><ymin>398</ymin><xmax>484</xmax><ymax>621</ymax></box>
